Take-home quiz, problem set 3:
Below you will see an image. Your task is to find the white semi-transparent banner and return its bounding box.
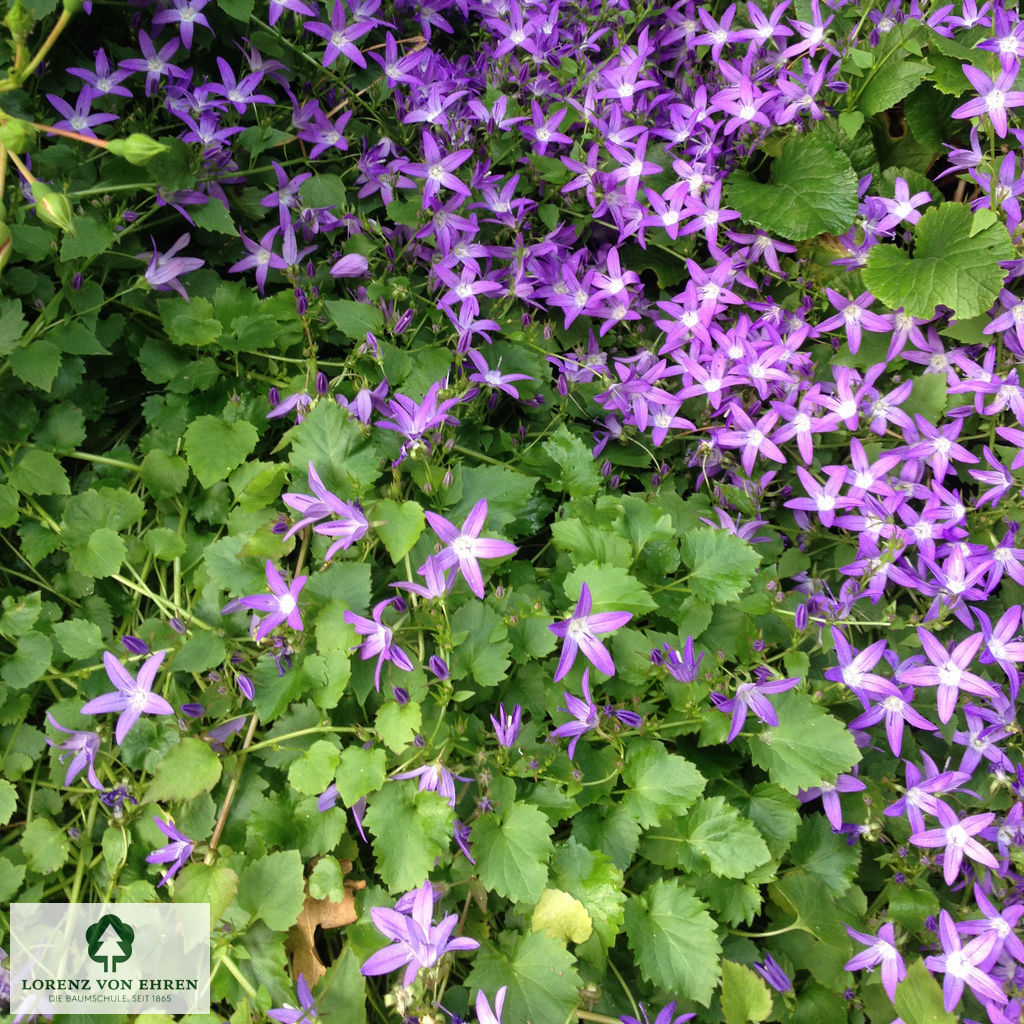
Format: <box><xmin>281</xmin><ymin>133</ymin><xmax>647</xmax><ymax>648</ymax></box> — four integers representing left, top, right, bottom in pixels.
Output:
<box><xmin>10</xmin><ymin>902</ymin><xmax>210</xmax><ymax>1015</ymax></box>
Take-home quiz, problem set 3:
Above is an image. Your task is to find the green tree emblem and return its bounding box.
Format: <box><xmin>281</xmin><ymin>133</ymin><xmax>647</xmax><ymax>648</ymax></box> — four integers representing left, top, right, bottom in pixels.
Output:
<box><xmin>85</xmin><ymin>914</ymin><xmax>134</xmax><ymax>973</ymax></box>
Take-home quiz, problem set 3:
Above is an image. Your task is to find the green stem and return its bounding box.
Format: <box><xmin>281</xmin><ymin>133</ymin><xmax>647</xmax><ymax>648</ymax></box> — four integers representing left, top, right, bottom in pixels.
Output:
<box><xmin>69</xmin><ymin>799</ymin><xmax>98</xmax><ymax>904</ymax></box>
<box><xmin>66</xmin><ymin>451</ymin><xmax>140</xmax><ymax>472</ymax></box>
<box><xmin>243</xmin><ymin>725</ymin><xmax>360</xmax><ymax>754</ymax></box>
<box><xmin>216</xmin><ymin>951</ymin><xmax>260</xmax><ymax>1003</ymax></box>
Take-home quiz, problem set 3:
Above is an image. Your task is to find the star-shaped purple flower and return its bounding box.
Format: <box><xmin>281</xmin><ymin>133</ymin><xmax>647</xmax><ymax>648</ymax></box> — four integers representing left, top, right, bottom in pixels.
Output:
<box><xmin>81</xmin><ymin>651</ymin><xmax>174</xmax><ymax>745</ymax></box>
<box><xmin>221</xmin><ymin>560</ymin><xmax>307</xmax><ymax>642</ymax></box>
<box><xmin>549</xmin><ymin>582</ymin><xmax>632</xmax><ymax>682</ymax></box>
<box><xmin>146</xmin><ymin>814</ymin><xmax>194</xmax><ymax>887</ymax></box>
<box><xmin>422</xmin><ymin>499</ymin><xmax>516</xmax><ymax>599</ymax></box>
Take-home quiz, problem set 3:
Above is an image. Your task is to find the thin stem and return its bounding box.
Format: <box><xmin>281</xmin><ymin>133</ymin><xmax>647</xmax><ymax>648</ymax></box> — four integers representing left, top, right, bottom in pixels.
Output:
<box><xmin>216</xmin><ymin>950</ymin><xmax>260</xmax><ymax>1003</ymax></box>
<box><xmin>29</xmin><ymin>121</ymin><xmax>109</xmax><ymax>149</ymax></box>
<box><xmin>729</xmin><ymin>923</ymin><xmax>800</xmax><ymax>938</ymax></box>
<box><xmin>66</xmin><ymin>451</ymin><xmax>140</xmax><ymax>472</ymax></box>
<box><xmin>17</xmin><ymin>8</ymin><xmax>73</xmax><ymax>83</ymax></box>
<box><xmin>206</xmin><ymin>713</ymin><xmax>260</xmax><ymax>862</ymax></box>
<box><xmin>607</xmin><ymin>958</ymin><xmax>639</xmax><ymax>1021</ymax></box>
<box><xmin>242</xmin><ymin>725</ymin><xmax>360</xmax><ymax>753</ymax></box>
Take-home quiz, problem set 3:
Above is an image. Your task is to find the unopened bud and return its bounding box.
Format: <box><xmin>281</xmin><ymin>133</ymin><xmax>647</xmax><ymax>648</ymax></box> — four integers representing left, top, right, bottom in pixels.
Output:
<box><xmin>0</xmin><ymin>114</ymin><xmax>35</xmax><ymax>153</ymax></box>
<box><xmin>31</xmin><ymin>183</ymin><xmax>74</xmax><ymax>233</ymax></box>
<box><xmin>0</xmin><ymin>222</ymin><xmax>11</xmax><ymax>275</ymax></box>
<box><xmin>315</xmin><ymin>371</ymin><xmax>328</xmax><ymax>396</ymax></box>
<box><xmin>107</xmin><ymin>133</ymin><xmax>169</xmax><ymax>165</ymax></box>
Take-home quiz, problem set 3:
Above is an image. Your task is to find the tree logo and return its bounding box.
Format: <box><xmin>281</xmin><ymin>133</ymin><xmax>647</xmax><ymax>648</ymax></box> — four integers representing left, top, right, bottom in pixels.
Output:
<box><xmin>85</xmin><ymin>914</ymin><xmax>135</xmax><ymax>973</ymax></box>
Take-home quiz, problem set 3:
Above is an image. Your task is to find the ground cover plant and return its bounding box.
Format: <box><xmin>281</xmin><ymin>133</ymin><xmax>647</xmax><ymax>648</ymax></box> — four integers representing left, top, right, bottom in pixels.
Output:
<box><xmin>1</xmin><ymin>0</ymin><xmax>1024</xmax><ymax>1021</ymax></box>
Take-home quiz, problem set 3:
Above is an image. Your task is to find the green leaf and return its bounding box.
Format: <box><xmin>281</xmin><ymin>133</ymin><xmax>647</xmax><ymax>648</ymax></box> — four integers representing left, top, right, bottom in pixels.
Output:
<box><xmin>287</xmin><ymin>399</ymin><xmax>382</xmax><ymax>500</ymax></box>
<box><xmin>364</xmin><ymin>785</ymin><xmax>453</xmax><ymax>892</ymax></box>
<box><xmin>769</xmin><ymin>871</ymin><xmax>850</xmax><ymax>946</ymax></box>
<box><xmin>721</xmin><ymin>960</ymin><xmax>773</xmax><ymax>1024</ymax></box>
<box><xmin>474</xmin><ymin>800</ymin><xmax>554</xmax><ymax>904</ymax></box>
<box><xmin>9</xmin><ymin>339</ymin><xmax>61</xmax><ymax>391</ymax></box>
<box><xmin>0</xmin><ymin>778</ymin><xmax>16</xmax><ymax>825</ymax></box>
<box><xmin>541</xmin><ymin>424</ymin><xmax>602</xmax><ymax>498</ymax></box>
<box><xmin>146</xmin><ymin>527</ymin><xmax>187</xmax><ymax>560</ymax></box>
<box><xmin>375</xmin><ymin>699</ymin><xmax>422</xmax><ymax>752</ymax></box>
<box><xmin>893</xmin><ymin>959</ymin><xmax>958</xmax><ymax>1024</ymax></box>
<box><xmin>748</xmin><ymin>692</ymin><xmax>861</xmax><ymax>794</ymax></box>
<box><xmin>2</xmin><ymin>631</ymin><xmax>52</xmax><ymax>689</ymax></box>
<box><xmin>789</xmin><ymin>814</ymin><xmax>861</xmax><ymax>896</ymax></box>
<box><xmin>0</xmin><ymin>856</ymin><xmax>26</xmax><ymax>903</ymax></box>
<box><xmin>21</xmin><ymin>816</ymin><xmax>70</xmax><ymax>874</ymax></box>
<box><xmin>144</xmin><ymin>737</ymin><xmax>223</xmax><ymax>803</ymax></box>
<box><xmin>325</xmin><ymin>298</ymin><xmax>384</xmax><ymax>340</ymax></box>
<box><xmin>308</xmin><ymin>857</ymin><xmax>345</xmax><ymax>902</ymax></box>
<box><xmin>455</xmin><ymin>465</ymin><xmax>538</xmax><ymax>531</ymax></box>
<box><xmin>184</xmin><ymin>416</ymin><xmax>259</xmax><ymax>488</ymax></box>
<box><xmin>162</xmin><ymin>296</ymin><xmax>223</xmax><ymax>347</ymax></box>
<box><xmin>237</xmin><ymin>849</ymin><xmax>306</xmax><ymax>931</ymax></box>
<box><xmin>622</xmin><ymin>742</ymin><xmax>705</xmax><ymax>828</ymax></box>
<box><xmin>287</xmin><ymin>739</ymin><xmax>341</xmax><ymax>796</ymax></box>
<box><xmin>680</xmin><ymin>527</ymin><xmax>762</xmax><ymax>604</ymax></box>
<box><xmin>0</xmin><ymin>484</ymin><xmax>18</xmax><ymax>528</ymax></box>
<box><xmin>190</xmin><ymin>198</ymin><xmax>236</xmax><ymax>235</ymax></box>
<box><xmin>0</xmin><ymin>298</ymin><xmax>27</xmax><ymax>355</ymax></box>
<box><xmin>624</xmin><ymin>879</ymin><xmax>722</xmax><ymax>1006</ymax></box>
<box><xmin>174</xmin><ymin>863</ymin><xmax>239</xmax><ymax>924</ymax></box>
<box><xmin>550</xmin><ymin>838</ymin><xmax>626</xmax><ymax>954</ymax></box>
<box><xmin>140</xmin><ymin>450</ymin><xmax>189</xmax><ymax>499</ymax></box>
<box><xmin>862</xmin><ymin>203</ymin><xmax>1014</xmax><ymax>320</ymax></box>
<box><xmin>9</xmin><ymin>449</ymin><xmax>70</xmax><ymax>495</ymax></box>
<box><xmin>531</xmin><ymin>888</ymin><xmax>593</xmax><ymax>943</ymax></box>
<box><xmin>855</xmin><ymin>24</ymin><xmax>932</xmax><ymax>115</ymax></box>
<box><xmin>466</xmin><ymin>931</ymin><xmax>581</xmax><ymax>1024</ymax></box>
<box><xmin>52</xmin><ymin>618</ymin><xmax>103</xmax><ymax>660</ymax></box>
<box><xmin>450</xmin><ymin>602</ymin><xmax>512</xmax><ymax>687</ymax></box>
<box><xmin>677</xmin><ymin>796</ymin><xmax>772</xmax><ymax>878</ymax></box>
<box><xmin>61</xmin><ymin>215</ymin><xmax>114</xmax><ymax>260</ymax></box>
<box><xmin>335</xmin><ymin>746</ymin><xmax>387</xmax><ymax>806</ymax></box>
<box><xmin>70</xmin><ymin>528</ymin><xmax>125</xmax><ymax>577</ymax></box>
<box><xmin>170</xmin><ymin>631</ymin><xmax>227</xmax><ymax>674</ymax></box>
<box><xmin>563</xmin><ymin>562</ymin><xmax>655</xmax><ymax>616</ymax></box>
<box><xmin>372</xmin><ymin>499</ymin><xmax>425</xmax><ymax>563</ymax></box>
<box><xmin>724</xmin><ymin>132</ymin><xmax>858</xmax><ymax>240</ymax></box>
<box><xmin>731</xmin><ymin>782</ymin><xmax>801</xmax><ymax>859</ymax></box>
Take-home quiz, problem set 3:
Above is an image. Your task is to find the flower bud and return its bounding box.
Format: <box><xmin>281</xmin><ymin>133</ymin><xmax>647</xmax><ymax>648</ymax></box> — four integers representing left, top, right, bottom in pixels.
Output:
<box><xmin>0</xmin><ymin>114</ymin><xmax>35</xmax><ymax>153</ymax></box>
<box><xmin>120</xmin><ymin>634</ymin><xmax>149</xmax><ymax>655</ymax></box>
<box><xmin>0</xmin><ymin>222</ymin><xmax>11</xmax><ymax>275</ymax></box>
<box><xmin>429</xmin><ymin>655</ymin><xmax>449</xmax><ymax>680</ymax></box>
<box><xmin>106</xmin><ymin>133</ymin><xmax>169</xmax><ymax>166</ymax></box>
<box><xmin>31</xmin><ymin>183</ymin><xmax>74</xmax><ymax>234</ymax></box>
<box><xmin>315</xmin><ymin>371</ymin><xmax>329</xmax><ymax>396</ymax></box>
<box><xmin>236</xmin><ymin>675</ymin><xmax>254</xmax><ymax>700</ymax></box>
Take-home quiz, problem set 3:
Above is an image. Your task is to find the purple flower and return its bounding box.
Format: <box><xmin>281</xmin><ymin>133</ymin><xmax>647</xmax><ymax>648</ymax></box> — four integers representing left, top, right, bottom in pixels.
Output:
<box><xmin>711</xmin><ymin>674</ymin><xmax>800</xmax><ymax>743</ymax></box>
<box><xmin>896</xmin><ymin>627</ymin><xmax>999</xmax><ymax>723</ymax></box>
<box><xmin>404</xmin><ymin>131</ymin><xmax>474</xmax><ymax>208</ymax></box>
<box><xmin>229</xmin><ymin>227</ymin><xmax>288</xmax><ymax>294</ymax></box>
<box><xmin>376</xmin><ymin>381</ymin><xmax>463</xmax><ymax>464</ymax></box>
<box><xmin>119</xmin><ymin>31</ymin><xmax>185</xmax><ymax>96</ymax></box>
<box><xmin>910</xmin><ymin>803</ymin><xmax>998</xmax><ymax>885</ymax></box>
<box><xmin>490</xmin><ymin>704</ymin><xmax>521</xmax><ymax>748</ymax></box>
<box><xmin>281</xmin><ymin>463</ymin><xmax>369</xmax><ymax>560</ymax></box>
<box><xmin>551</xmin><ymin>669</ymin><xmax>599</xmax><ymax>759</ymax></box>
<box><xmin>620</xmin><ymin>1003</ymin><xmax>695</xmax><ymax>1024</ymax></box>
<box><xmin>221</xmin><ymin>560</ymin><xmax>307</xmax><ymax>642</ymax></box>
<box><xmin>422</xmin><ymin>499</ymin><xmax>516</xmax><ymax>599</ymax></box>
<box><xmin>46</xmin><ymin>713</ymin><xmax>102</xmax><ymax>790</ymax></box>
<box><xmin>753</xmin><ymin>953</ymin><xmax>793</xmax><ymax>993</ymax></box>
<box><xmin>549</xmin><ymin>582</ymin><xmax>632</xmax><ymax>682</ymax></box>
<box><xmin>474</xmin><ymin>986</ymin><xmax>507</xmax><ymax>1024</ymax></box>
<box><xmin>843</xmin><ymin>922</ymin><xmax>906</xmax><ymax>1002</ymax></box>
<box><xmin>924</xmin><ymin>910</ymin><xmax>1007</xmax><ymax>1012</ymax></box>
<box><xmin>329</xmin><ymin>253</ymin><xmax>369</xmax><ymax>278</ymax></box>
<box><xmin>46</xmin><ymin>92</ymin><xmax>118</xmax><ymax>138</ymax></box>
<box><xmin>391</xmin><ymin>760</ymin><xmax>468</xmax><ymax>809</ymax></box>
<box><xmin>145</xmin><ymin>815</ymin><xmax>194</xmax><ymax>887</ymax></box>
<box><xmin>81</xmin><ymin>651</ymin><xmax>174</xmax><ymax>745</ymax></box>
<box><xmin>305</xmin><ymin>0</ymin><xmax>373</xmax><ymax>67</ymax></box>
<box><xmin>798</xmin><ymin>772</ymin><xmax>867</xmax><ymax>830</ymax></box>
<box><xmin>138</xmin><ymin>233</ymin><xmax>204</xmax><ymax>302</ymax></box>
<box><xmin>67</xmin><ymin>47</ymin><xmax>133</xmax><ymax>100</ymax></box>
<box><xmin>361</xmin><ymin>880</ymin><xmax>479</xmax><ymax>987</ymax></box>
<box><xmin>344</xmin><ymin>599</ymin><xmax>413</xmax><ymax>691</ymax></box>
<box><xmin>652</xmin><ymin>639</ymin><xmax>704</xmax><ymax>682</ymax></box>
<box><xmin>151</xmin><ymin>0</ymin><xmax>212</xmax><ymax>50</ymax></box>
<box><xmin>268</xmin><ymin>974</ymin><xmax>319</xmax><ymax>1024</ymax></box>
<box><xmin>952</xmin><ymin>62</ymin><xmax>1024</xmax><ymax>138</ymax></box>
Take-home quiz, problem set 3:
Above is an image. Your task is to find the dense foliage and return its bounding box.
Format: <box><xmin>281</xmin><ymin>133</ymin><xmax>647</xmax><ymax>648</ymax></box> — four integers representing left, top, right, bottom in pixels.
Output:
<box><xmin>1</xmin><ymin>0</ymin><xmax>1024</xmax><ymax>1022</ymax></box>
